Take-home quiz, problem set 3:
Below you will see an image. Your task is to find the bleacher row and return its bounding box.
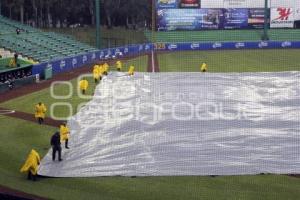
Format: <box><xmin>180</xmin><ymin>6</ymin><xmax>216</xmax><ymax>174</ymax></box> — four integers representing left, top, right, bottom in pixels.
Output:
<box><xmin>0</xmin><ymin>16</ymin><xmax>97</xmax><ymax>63</ymax></box>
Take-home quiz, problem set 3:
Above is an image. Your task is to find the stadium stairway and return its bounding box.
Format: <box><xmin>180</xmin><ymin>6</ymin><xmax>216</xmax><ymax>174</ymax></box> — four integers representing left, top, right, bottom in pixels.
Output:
<box><xmin>0</xmin><ymin>16</ymin><xmax>97</xmax><ymax>63</ymax></box>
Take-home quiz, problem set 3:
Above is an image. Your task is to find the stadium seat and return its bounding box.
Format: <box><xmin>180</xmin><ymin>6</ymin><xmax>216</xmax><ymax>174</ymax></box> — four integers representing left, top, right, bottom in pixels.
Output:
<box><xmin>0</xmin><ymin>16</ymin><xmax>97</xmax><ymax>63</ymax></box>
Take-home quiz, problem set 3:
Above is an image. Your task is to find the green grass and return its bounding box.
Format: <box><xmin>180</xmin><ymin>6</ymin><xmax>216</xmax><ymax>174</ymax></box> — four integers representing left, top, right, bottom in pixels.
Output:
<box><xmin>122</xmin><ymin>55</ymin><xmax>148</xmax><ymax>72</ymax></box>
<box><xmin>146</xmin><ymin>29</ymin><xmax>300</xmax><ymax>43</ymax></box>
<box><xmin>44</xmin><ymin>27</ymin><xmax>148</xmax><ymax>48</ymax></box>
<box><xmin>0</xmin><ymin>116</ymin><xmax>299</xmax><ymax>200</ymax></box>
<box><xmin>158</xmin><ymin>49</ymin><xmax>300</xmax><ymax>72</ymax></box>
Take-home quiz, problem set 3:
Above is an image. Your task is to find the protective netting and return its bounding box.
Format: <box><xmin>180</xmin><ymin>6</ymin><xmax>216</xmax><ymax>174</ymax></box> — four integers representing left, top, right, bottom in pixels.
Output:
<box><xmin>39</xmin><ymin>72</ymin><xmax>300</xmax><ymax>177</ymax></box>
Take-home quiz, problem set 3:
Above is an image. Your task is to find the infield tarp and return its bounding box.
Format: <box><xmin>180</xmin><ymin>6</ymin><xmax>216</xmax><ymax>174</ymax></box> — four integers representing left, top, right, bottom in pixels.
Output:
<box><xmin>38</xmin><ymin>72</ymin><xmax>300</xmax><ymax>177</ymax></box>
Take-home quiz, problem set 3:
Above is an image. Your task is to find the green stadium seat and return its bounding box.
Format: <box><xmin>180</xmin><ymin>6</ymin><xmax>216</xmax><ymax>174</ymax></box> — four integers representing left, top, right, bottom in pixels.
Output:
<box><xmin>0</xmin><ymin>16</ymin><xmax>97</xmax><ymax>63</ymax></box>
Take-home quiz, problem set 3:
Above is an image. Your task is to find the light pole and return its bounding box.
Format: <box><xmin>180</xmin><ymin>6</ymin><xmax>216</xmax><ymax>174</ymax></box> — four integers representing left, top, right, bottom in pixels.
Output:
<box><xmin>262</xmin><ymin>0</ymin><xmax>269</xmax><ymax>40</ymax></box>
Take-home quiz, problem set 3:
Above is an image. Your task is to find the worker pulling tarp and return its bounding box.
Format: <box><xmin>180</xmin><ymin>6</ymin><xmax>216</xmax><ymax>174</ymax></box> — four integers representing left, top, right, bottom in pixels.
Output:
<box><xmin>20</xmin><ymin>149</ymin><xmax>41</xmax><ymax>181</ymax></box>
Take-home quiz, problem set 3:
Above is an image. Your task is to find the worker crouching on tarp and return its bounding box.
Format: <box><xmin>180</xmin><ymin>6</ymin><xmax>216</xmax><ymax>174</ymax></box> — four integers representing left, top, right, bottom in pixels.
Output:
<box><xmin>60</xmin><ymin>123</ymin><xmax>70</xmax><ymax>149</ymax></box>
<box><xmin>93</xmin><ymin>65</ymin><xmax>101</xmax><ymax>84</ymax></box>
<box><xmin>116</xmin><ymin>60</ymin><xmax>122</xmax><ymax>72</ymax></box>
<box><xmin>51</xmin><ymin>132</ymin><xmax>62</xmax><ymax>162</ymax></box>
<box><xmin>35</xmin><ymin>102</ymin><xmax>47</xmax><ymax>125</ymax></box>
<box><xmin>20</xmin><ymin>149</ymin><xmax>41</xmax><ymax>181</ymax></box>
<box><xmin>79</xmin><ymin>78</ymin><xmax>89</xmax><ymax>95</ymax></box>
<box><xmin>201</xmin><ymin>63</ymin><xmax>208</xmax><ymax>72</ymax></box>
<box><xmin>128</xmin><ymin>65</ymin><xmax>135</xmax><ymax>76</ymax></box>
<box><xmin>103</xmin><ymin>63</ymin><xmax>109</xmax><ymax>75</ymax></box>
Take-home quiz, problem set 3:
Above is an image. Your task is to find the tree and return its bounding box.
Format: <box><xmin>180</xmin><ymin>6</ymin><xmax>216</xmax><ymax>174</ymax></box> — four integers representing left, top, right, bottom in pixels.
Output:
<box><xmin>12</xmin><ymin>0</ymin><xmax>25</xmax><ymax>23</ymax></box>
<box><xmin>0</xmin><ymin>0</ymin><xmax>152</xmax><ymax>28</ymax></box>
<box><xmin>89</xmin><ymin>0</ymin><xmax>95</xmax><ymax>25</ymax></box>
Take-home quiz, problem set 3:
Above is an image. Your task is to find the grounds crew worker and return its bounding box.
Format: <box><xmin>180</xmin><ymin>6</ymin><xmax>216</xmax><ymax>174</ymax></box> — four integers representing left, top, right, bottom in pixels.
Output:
<box><xmin>103</xmin><ymin>63</ymin><xmax>109</xmax><ymax>75</ymax></box>
<box><xmin>20</xmin><ymin>149</ymin><xmax>40</xmax><ymax>181</ymax></box>
<box><xmin>9</xmin><ymin>58</ymin><xmax>17</xmax><ymax>68</ymax></box>
<box><xmin>201</xmin><ymin>62</ymin><xmax>207</xmax><ymax>72</ymax></box>
<box><xmin>79</xmin><ymin>78</ymin><xmax>89</xmax><ymax>94</ymax></box>
<box><xmin>128</xmin><ymin>65</ymin><xmax>135</xmax><ymax>76</ymax></box>
<box><xmin>60</xmin><ymin>123</ymin><xmax>70</xmax><ymax>149</ymax></box>
<box><xmin>51</xmin><ymin>132</ymin><xmax>62</xmax><ymax>161</ymax></box>
<box><xmin>116</xmin><ymin>60</ymin><xmax>122</xmax><ymax>71</ymax></box>
<box><xmin>35</xmin><ymin>102</ymin><xmax>47</xmax><ymax>125</ymax></box>
<box><xmin>93</xmin><ymin>65</ymin><xmax>100</xmax><ymax>84</ymax></box>
<box><xmin>98</xmin><ymin>64</ymin><xmax>104</xmax><ymax>81</ymax></box>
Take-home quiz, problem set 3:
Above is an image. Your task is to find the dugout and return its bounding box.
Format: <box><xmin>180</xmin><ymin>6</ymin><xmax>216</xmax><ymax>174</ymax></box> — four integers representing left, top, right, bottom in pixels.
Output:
<box><xmin>0</xmin><ymin>65</ymin><xmax>35</xmax><ymax>94</ymax></box>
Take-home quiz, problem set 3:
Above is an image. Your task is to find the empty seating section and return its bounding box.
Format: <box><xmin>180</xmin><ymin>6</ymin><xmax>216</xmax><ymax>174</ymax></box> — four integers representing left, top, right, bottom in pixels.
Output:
<box><xmin>0</xmin><ymin>16</ymin><xmax>97</xmax><ymax>63</ymax></box>
<box><xmin>0</xmin><ymin>15</ymin><xmax>37</xmax><ymax>34</ymax></box>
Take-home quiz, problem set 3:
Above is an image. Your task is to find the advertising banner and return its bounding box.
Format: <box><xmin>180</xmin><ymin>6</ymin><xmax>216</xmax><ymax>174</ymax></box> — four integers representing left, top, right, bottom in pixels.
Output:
<box><xmin>157</xmin><ymin>41</ymin><xmax>300</xmax><ymax>52</ymax></box>
<box><xmin>223</xmin><ymin>9</ymin><xmax>249</xmax><ymax>29</ymax></box>
<box><xmin>294</xmin><ymin>7</ymin><xmax>300</xmax><ymax>28</ymax></box>
<box><xmin>224</xmin><ymin>0</ymin><xmax>247</xmax><ymax>8</ymax></box>
<box><xmin>179</xmin><ymin>0</ymin><xmax>200</xmax><ymax>8</ymax></box>
<box><xmin>248</xmin><ymin>8</ymin><xmax>267</xmax><ymax>29</ymax></box>
<box><xmin>157</xmin><ymin>0</ymin><xmax>178</xmax><ymax>9</ymax></box>
<box><xmin>202</xmin><ymin>0</ymin><xmax>269</xmax><ymax>8</ymax></box>
<box><xmin>201</xmin><ymin>0</ymin><xmax>224</xmax><ymax>8</ymax></box>
<box><xmin>271</xmin><ymin>7</ymin><xmax>294</xmax><ymax>28</ymax></box>
<box><xmin>157</xmin><ymin>9</ymin><xmax>224</xmax><ymax>31</ymax></box>
<box><xmin>270</xmin><ymin>0</ymin><xmax>294</xmax><ymax>8</ymax></box>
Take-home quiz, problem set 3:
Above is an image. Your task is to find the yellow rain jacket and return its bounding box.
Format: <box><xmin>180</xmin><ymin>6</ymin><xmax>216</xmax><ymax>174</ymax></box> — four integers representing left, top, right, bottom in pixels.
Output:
<box><xmin>28</xmin><ymin>58</ymin><xmax>38</xmax><ymax>64</ymax></box>
<box><xmin>20</xmin><ymin>149</ymin><xmax>40</xmax><ymax>175</ymax></box>
<box><xmin>104</xmin><ymin>63</ymin><xmax>109</xmax><ymax>73</ymax></box>
<box><xmin>9</xmin><ymin>58</ymin><xmax>17</xmax><ymax>68</ymax></box>
<box><xmin>35</xmin><ymin>103</ymin><xmax>47</xmax><ymax>119</ymax></box>
<box><xmin>60</xmin><ymin>125</ymin><xmax>70</xmax><ymax>141</ymax></box>
<box><xmin>93</xmin><ymin>64</ymin><xmax>99</xmax><ymax>71</ymax></box>
<box><xmin>98</xmin><ymin>65</ymin><xmax>104</xmax><ymax>75</ymax></box>
<box><xmin>116</xmin><ymin>60</ymin><xmax>122</xmax><ymax>70</ymax></box>
<box><xmin>201</xmin><ymin>63</ymin><xmax>207</xmax><ymax>72</ymax></box>
<box><xmin>79</xmin><ymin>80</ymin><xmax>89</xmax><ymax>91</ymax></box>
<box><xmin>93</xmin><ymin>67</ymin><xmax>100</xmax><ymax>80</ymax></box>
<box><xmin>128</xmin><ymin>65</ymin><xmax>135</xmax><ymax>76</ymax></box>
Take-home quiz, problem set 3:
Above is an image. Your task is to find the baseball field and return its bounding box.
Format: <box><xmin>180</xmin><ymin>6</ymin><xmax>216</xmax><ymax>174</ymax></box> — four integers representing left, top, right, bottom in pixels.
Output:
<box><xmin>1</xmin><ymin>49</ymin><xmax>300</xmax><ymax>200</ymax></box>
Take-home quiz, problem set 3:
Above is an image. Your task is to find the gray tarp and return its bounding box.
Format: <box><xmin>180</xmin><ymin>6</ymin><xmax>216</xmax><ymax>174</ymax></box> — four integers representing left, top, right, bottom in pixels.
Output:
<box><xmin>38</xmin><ymin>72</ymin><xmax>300</xmax><ymax>177</ymax></box>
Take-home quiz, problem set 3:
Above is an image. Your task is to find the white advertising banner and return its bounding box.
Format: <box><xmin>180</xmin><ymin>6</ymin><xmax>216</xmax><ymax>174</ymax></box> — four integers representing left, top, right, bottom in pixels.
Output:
<box><xmin>201</xmin><ymin>0</ymin><xmax>224</xmax><ymax>8</ymax></box>
<box><xmin>294</xmin><ymin>0</ymin><xmax>300</xmax><ymax>21</ymax></box>
<box><xmin>271</xmin><ymin>7</ymin><xmax>295</xmax><ymax>28</ymax></box>
<box><xmin>202</xmin><ymin>0</ymin><xmax>269</xmax><ymax>8</ymax></box>
<box><xmin>224</xmin><ymin>0</ymin><xmax>246</xmax><ymax>8</ymax></box>
<box><xmin>270</xmin><ymin>0</ymin><xmax>295</xmax><ymax>8</ymax></box>
<box><xmin>295</xmin><ymin>7</ymin><xmax>300</xmax><ymax>21</ymax></box>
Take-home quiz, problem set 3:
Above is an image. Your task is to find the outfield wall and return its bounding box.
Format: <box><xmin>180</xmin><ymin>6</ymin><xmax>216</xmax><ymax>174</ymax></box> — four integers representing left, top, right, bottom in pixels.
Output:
<box><xmin>32</xmin><ymin>41</ymin><xmax>300</xmax><ymax>77</ymax></box>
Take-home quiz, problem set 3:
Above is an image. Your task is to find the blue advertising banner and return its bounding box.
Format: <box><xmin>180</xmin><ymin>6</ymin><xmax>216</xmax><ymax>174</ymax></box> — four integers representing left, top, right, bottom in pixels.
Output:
<box><xmin>157</xmin><ymin>9</ymin><xmax>223</xmax><ymax>31</ymax></box>
<box><xmin>157</xmin><ymin>0</ymin><xmax>178</xmax><ymax>9</ymax></box>
<box><xmin>158</xmin><ymin>41</ymin><xmax>300</xmax><ymax>52</ymax></box>
<box><xmin>32</xmin><ymin>44</ymin><xmax>153</xmax><ymax>76</ymax></box>
<box><xmin>223</xmin><ymin>9</ymin><xmax>249</xmax><ymax>29</ymax></box>
<box><xmin>156</xmin><ymin>6</ymin><xmax>268</xmax><ymax>31</ymax></box>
